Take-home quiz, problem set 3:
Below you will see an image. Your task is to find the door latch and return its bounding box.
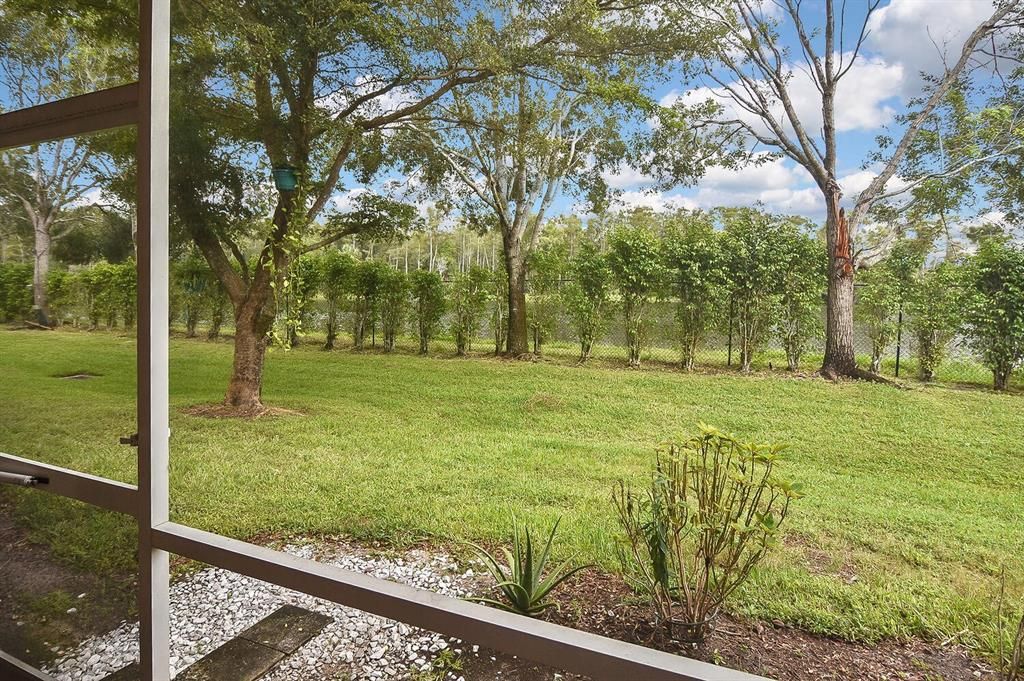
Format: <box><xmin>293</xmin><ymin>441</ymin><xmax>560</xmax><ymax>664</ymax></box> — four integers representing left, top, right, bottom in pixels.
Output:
<box><xmin>119</xmin><ymin>433</ymin><xmax>139</xmax><ymax>447</ymax></box>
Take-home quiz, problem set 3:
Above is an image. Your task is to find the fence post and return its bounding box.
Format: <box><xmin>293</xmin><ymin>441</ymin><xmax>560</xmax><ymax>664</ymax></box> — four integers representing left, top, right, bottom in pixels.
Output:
<box><xmin>895</xmin><ymin>302</ymin><xmax>904</xmax><ymax>378</ymax></box>
<box><xmin>727</xmin><ymin>297</ymin><xmax>734</xmax><ymax>367</ymax></box>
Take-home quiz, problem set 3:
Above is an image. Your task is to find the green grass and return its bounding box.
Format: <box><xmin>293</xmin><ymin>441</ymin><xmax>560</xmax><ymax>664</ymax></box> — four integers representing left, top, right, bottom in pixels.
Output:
<box><xmin>1</xmin><ymin>327</ymin><xmax>1022</xmax><ymax>656</ymax></box>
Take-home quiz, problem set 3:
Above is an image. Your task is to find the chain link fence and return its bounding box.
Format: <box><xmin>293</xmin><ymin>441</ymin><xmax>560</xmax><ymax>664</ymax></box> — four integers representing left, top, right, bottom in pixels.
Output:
<box><xmin>256</xmin><ymin>279</ymin><xmax>1004</xmax><ymax>390</ymax></box>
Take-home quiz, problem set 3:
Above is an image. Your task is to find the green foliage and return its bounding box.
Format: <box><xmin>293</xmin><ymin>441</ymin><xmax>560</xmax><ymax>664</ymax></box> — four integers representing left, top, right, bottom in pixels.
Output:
<box><xmin>489</xmin><ymin>266</ymin><xmax>509</xmax><ymax>355</ymax></box>
<box><xmin>962</xmin><ymin>239</ymin><xmax>1024</xmax><ymax>391</ymax></box>
<box><xmin>908</xmin><ymin>262</ymin><xmax>963</xmax><ymax>382</ymax></box>
<box><xmin>563</xmin><ymin>241</ymin><xmax>613</xmax><ymax>362</ymax></box>
<box><xmin>46</xmin><ymin>269</ymin><xmax>76</xmax><ymax>326</ymax></box>
<box><xmin>607</xmin><ymin>220</ymin><xmax>665</xmax><ymax>367</ymax></box>
<box><xmin>351</xmin><ymin>260</ymin><xmax>389</xmax><ymax>350</ymax></box>
<box><xmin>280</xmin><ymin>254</ymin><xmax>323</xmax><ymax>348</ymax></box>
<box><xmin>720</xmin><ymin>209</ymin><xmax>790</xmax><ymax>372</ymax></box>
<box><xmin>663</xmin><ymin>212</ymin><xmax>725</xmax><ymax>370</ymax></box>
<box><xmin>468</xmin><ymin>517</ymin><xmax>587</xmax><ymax>616</ymax></box>
<box><xmin>172</xmin><ymin>254</ymin><xmax>214</xmax><ymax>337</ymax></box>
<box><xmin>613</xmin><ymin>424</ymin><xmax>802</xmax><ymax>642</ymax></box>
<box><xmin>410</xmin><ymin>269</ymin><xmax>446</xmax><ymax>354</ymax></box>
<box><xmin>776</xmin><ymin>224</ymin><xmax>826</xmax><ymax>371</ymax></box>
<box><xmin>527</xmin><ymin>240</ymin><xmax>566</xmax><ymax>356</ymax></box>
<box><xmin>857</xmin><ymin>240</ymin><xmax>926</xmax><ymax>373</ymax></box>
<box><xmin>319</xmin><ymin>249</ymin><xmax>356</xmax><ymax>350</ymax></box>
<box><xmin>449</xmin><ymin>266</ymin><xmax>491</xmax><ymax>355</ymax></box>
<box><xmin>0</xmin><ymin>262</ymin><xmax>32</xmax><ymax>322</ymax></box>
<box><xmin>379</xmin><ymin>268</ymin><xmax>410</xmax><ymax>352</ymax></box>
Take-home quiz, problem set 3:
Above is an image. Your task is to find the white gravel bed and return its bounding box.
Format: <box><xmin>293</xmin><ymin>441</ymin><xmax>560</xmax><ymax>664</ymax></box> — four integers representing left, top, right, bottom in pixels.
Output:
<box><xmin>45</xmin><ymin>543</ymin><xmax>479</xmax><ymax>681</ymax></box>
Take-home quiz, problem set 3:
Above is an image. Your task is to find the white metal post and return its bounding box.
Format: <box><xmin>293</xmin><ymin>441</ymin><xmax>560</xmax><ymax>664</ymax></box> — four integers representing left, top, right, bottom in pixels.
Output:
<box><xmin>136</xmin><ymin>0</ymin><xmax>171</xmax><ymax>679</ymax></box>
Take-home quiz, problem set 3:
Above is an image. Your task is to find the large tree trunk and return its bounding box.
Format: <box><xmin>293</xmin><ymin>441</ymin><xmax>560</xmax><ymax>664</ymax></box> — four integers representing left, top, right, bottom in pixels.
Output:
<box><xmin>504</xmin><ymin>241</ymin><xmax>529</xmax><ymax>356</ymax></box>
<box><xmin>224</xmin><ymin>293</ymin><xmax>274</xmax><ymax>410</ymax></box>
<box><xmin>821</xmin><ymin>189</ymin><xmax>858</xmax><ymax>378</ymax></box>
<box><xmin>32</xmin><ymin>218</ymin><xmax>52</xmax><ymax>326</ymax></box>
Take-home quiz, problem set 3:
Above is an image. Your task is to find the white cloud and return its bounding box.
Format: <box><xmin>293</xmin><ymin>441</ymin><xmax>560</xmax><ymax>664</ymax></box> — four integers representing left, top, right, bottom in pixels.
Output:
<box><xmin>601</xmin><ymin>165</ymin><xmax>657</xmax><ymax>190</ymax></box>
<box><xmin>611</xmin><ymin>190</ymin><xmax>697</xmax><ymax>212</ymax></box>
<box><xmin>867</xmin><ymin>0</ymin><xmax>998</xmax><ymax>97</ymax></box>
<box><xmin>684</xmin><ymin>156</ymin><xmax>824</xmax><ymax>215</ymax></box>
<box><xmin>330</xmin><ymin>187</ymin><xmax>372</xmax><ymax>213</ymax></box>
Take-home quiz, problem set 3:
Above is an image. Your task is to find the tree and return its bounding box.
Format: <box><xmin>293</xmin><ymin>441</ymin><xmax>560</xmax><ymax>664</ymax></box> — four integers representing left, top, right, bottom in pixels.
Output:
<box><xmin>379</xmin><ymin>268</ymin><xmax>410</xmax><ymax>352</ymax></box>
<box><xmin>720</xmin><ymin>208</ymin><xmax>789</xmax><ymax>373</ymax></box>
<box><xmin>410</xmin><ymin>269</ymin><xmax>446</xmax><ymax>355</ymax></box>
<box><xmin>406</xmin><ymin>74</ymin><xmax>620</xmax><ymax>357</ymax></box>
<box><xmin>663</xmin><ymin>211</ymin><xmax>725</xmax><ymax>370</ymax></box>
<box><xmin>527</xmin><ymin>239</ymin><xmax>566</xmax><ymax>356</ymax></box>
<box><xmin>563</xmin><ymin>241</ymin><xmax>612</xmax><ymax>363</ymax></box>
<box><xmin>172</xmin><ymin>253</ymin><xmax>213</xmax><ymax>338</ymax></box>
<box><xmin>0</xmin><ymin>13</ymin><xmax>115</xmax><ymax>325</ymax></box>
<box><xmin>450</xmin><ymin>266</ymin><xmax>491</xmax><ymax>356</ymax></box>
<box><xmin>856</xmin><ymin>239</ymin><xmax>925</xmax><ymax>373</ymax></box>
<box><xmin>320</xmin><ymin>249</ymin><xmax>356</xmax><ymax>350</ymax></box>
<box><xmin>777</xmin><ymin>224</ymin><xmax>826</xmax><ymax>372</ymax></box>
<box><xmin>489</xmin><ymin>266</ymin><xmax>509</xmax><ymax>355</ymax></box>
<box><xmin>656</xmin><ymin>0</ymin><xmax>1019</xmax><ymax>379</ymax></box>
<box><xmin>167</xmin><ymin>0</ymin><xmax>591</xmax><ymax>412</ymax></box>
<box><xmin>963</xmin><ymin>238</ymin><xmax>1024</xmax><ymax>390</ymax></box>
<box><xmin>607</xmin><ymin>219</ymin><xmax>665</xmax><ymax>368</ymax></box>
<box><xmin>351</xmin><ymin>259</ymin><xmax>387</xmax><ymax>351</ymax></box>
<box><xmin>908</xmin><ymin>262</ymin><xmax>963</xmax><ymax>382</ymax></box>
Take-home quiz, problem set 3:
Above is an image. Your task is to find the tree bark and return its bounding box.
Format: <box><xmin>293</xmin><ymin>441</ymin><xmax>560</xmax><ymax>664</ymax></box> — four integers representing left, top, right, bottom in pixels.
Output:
<box><xmin>994</xmin><ymin>366</ymin><xmax>1010</xmax><ymax>392</ymax></box>
<box><xmin>31</xmin><ymin>218</ymin><xmax>52</xmax><ymax>326</ymax></box>
<box><xmin>224</xmin><ymin>293</ymin><xmax>274</xmax><ymax>410</ymax></box>
<box><xmin>821</xmin><ymin>187</ymin><xmax>858</xmax><ymax>378</ymax></box>
<box><xmin>504</xmin><ymin>241</ymin><xmax>529</xmax><ymax>356</ymax></box>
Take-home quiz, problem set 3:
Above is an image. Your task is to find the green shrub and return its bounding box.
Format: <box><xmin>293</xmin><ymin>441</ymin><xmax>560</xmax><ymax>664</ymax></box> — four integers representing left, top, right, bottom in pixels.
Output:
<box><xmin>351</xmin><ymin>260</ymin><xmax>388</xmax><ymax>350</ymax></box>
<box><xmin>379</xmin><ymin>268</ymin><xmax>409</xmax><ymax>352</ymax></box>
<box><xmin>489</xmin><ymin>267</ymin><xmax>508</xmax><ymax>355</ymax></box>
<box><xmin>320</xmin><ymin>249</ymin><xmax>356</xmax><ymax>350</ymax></box>
<box><xmin>468</xmin><ymin>517</ymin><xmax>587</xmax><ymax>616</ymax></box>
<box><xmin>281</xmin><ymin>254</ymin><xmax>322</xmax><ymax>347</ymax></box>
<box><xmin>172</xmin><ymin>254</ymin><xmax>213</xmax><ymax>337</ymax></box>
<box><xmin>46</xmin><ymin>269</ymin><xmax>76</xmax><ymax>326</ymax></box>
<box><xmin>613</xmin><ymin>424</ymin><xmax>802</xmax><ymax>642</ymax></box>
<box><xmin>962</xmin><ymin>239</ymin><xmax>1024</xmax><ymax>391</ymax></box>
<box><xmin>908</xmin><ymin>262</ymin><xmax>962</xmax><ymax>381</ymax></box>
<box><xmin>608</xmin><ymin>222</ymin><xmax>664</xmax><ymax>368</ymax></box>
<box><xmin>449</xmin><ymin>266</ymin><xmax>490</xmax><ymax>355</ymax></box>
<box><xmin>410</xmin><ymin>269</ymin><xmax>446</xmax><ymax>354</ymax></box>
<box><xmin>664</xmin><ymin>213</ymin><xmax>725</xmax><ymax>370</ymax></box>
<box><xmin>777</xmin><ymin>224</ymin><xmax>825</xmax><ymax>371</ymax></box>
<box><xmin>0</xmin><ymin>262</ymin><xmax>32</xmax><ymax>322</ymax></box>
<box><xmin>527</xmin><ymin>241</ymin><xmax>565</xmax><ymax>357</ymax></box>
<box><xmin>720</xmin><ymin>208</ymin><xmax>789</xmax><ymax>372</ymax></box>
<box><xmin>563</xmin><ymin>242</ymin><xmax>613</xmax><ymax>363</ymax></box>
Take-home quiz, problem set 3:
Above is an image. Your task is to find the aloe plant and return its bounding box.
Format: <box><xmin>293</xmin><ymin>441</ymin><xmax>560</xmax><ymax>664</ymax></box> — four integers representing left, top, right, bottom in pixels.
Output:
<box><xmin>468</xmin><ymin>517</ymin><xmax>588</xmax><ymax>616</ymax></box>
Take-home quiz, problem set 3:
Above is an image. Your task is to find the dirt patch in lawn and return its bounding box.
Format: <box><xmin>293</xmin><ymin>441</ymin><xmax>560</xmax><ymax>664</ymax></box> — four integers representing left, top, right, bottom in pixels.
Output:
<box><xmin>0</xmin><ymin>496</ymin><xmax>134</xmax><ymax>667</ymax></box>
<box><xmin>181</xmin><ymin>403</ymin><xmax>306</xmax><ymax>419</ymax></box>
<box><xmin>457</xmin><ymin>569</ymin><xmax>995</xmax><ymax>681</ymax></box>
<box><xmin>52</xmin><ymin>371</ymin><xmax>102</xmax><ymax>380</ymax></box>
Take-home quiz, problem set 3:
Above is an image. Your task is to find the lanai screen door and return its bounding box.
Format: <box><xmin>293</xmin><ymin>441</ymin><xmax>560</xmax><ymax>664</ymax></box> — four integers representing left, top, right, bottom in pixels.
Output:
<box><xmin>0</xmin><ymin>2</ymin><xmax>766</xmax><ymax>680</ymax></box>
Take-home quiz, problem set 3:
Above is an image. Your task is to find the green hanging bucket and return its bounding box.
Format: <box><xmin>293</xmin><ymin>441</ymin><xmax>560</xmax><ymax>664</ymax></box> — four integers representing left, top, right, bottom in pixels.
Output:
<box><xmin>271</xmin><ymin>166</ymin><xmax>299</xmax><ymax>191</ymax></box>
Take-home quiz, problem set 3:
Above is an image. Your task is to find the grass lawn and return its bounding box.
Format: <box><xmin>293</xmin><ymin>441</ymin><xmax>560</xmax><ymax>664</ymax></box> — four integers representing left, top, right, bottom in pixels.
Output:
<box><xmin>1</xmin><ymin>327</ymin><xmax>1022</xmax><ymax>657</ymax></box>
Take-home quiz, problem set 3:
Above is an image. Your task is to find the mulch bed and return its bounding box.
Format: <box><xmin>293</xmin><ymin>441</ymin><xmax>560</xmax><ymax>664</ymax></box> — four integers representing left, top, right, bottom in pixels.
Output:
<box><xmin>458</xmin><ymin>569</ymin><xmax>995</xmax><ymax>681</ymax></box>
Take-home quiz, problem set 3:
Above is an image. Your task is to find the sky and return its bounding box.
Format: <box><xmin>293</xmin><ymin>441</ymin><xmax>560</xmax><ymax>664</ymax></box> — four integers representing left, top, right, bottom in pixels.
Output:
<box><xmin>594</xmin><ymin>0</ymin><xmax>1008</xmax><ymax>227</ymax></box>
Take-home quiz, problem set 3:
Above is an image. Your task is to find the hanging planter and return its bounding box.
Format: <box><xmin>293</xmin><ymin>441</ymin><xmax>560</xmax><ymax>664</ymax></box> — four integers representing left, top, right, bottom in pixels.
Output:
<box><xmin>271</xmin><ymin>166</ymin><xmax>299</xmax><ymax>191</ymax></box>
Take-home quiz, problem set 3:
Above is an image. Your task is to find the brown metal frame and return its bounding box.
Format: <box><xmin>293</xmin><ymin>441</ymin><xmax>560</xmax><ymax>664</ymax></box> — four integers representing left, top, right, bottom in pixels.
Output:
<box><xmin>0</xmin><ymin>2</ymin><xmax>770</xmax><ymax>679</ymax></box>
